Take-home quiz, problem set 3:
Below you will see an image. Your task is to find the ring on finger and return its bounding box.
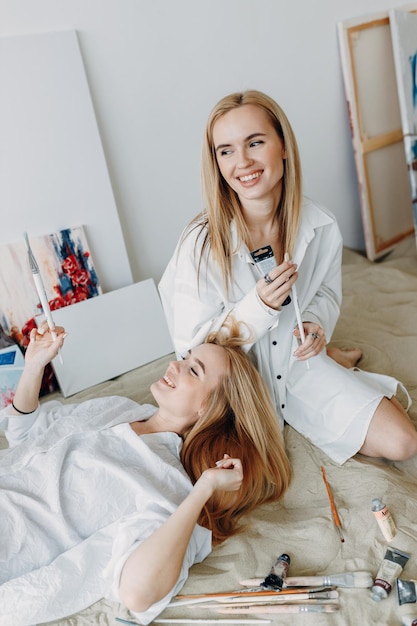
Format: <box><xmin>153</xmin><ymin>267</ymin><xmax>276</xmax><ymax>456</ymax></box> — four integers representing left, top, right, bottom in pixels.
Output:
<box><xmin>264</xmin><ymin>274</ymin><xmax>273</xmax><ymax>285</ymax></box>
<box><xmin>309</xmin><ymin>332</ymin><xmax>320</xmax><ymax>340</ymax></box>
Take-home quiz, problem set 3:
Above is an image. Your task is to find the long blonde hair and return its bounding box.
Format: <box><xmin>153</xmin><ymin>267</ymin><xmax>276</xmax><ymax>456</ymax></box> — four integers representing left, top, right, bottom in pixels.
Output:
<box><xmin>180</xmin><ymin>319</ymin><xmax>291</xmax><ymax>544</ymax></box>
<box><xmin>183</xmin><ymin>90</ymin><xmax>303</xmax><ymax>295</ymax></box>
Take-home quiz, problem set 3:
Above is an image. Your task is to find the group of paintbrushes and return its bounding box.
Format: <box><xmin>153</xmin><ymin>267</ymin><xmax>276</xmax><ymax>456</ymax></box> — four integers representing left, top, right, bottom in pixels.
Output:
<box><xmin>114</xmin><ymin>567</ymin><xmax>373</xmax><ymax>624</ymax></box>
<box><xmin>165</xmin><ymin>560</ymin><xmax>373</xmax><ymax>618</ymax></box>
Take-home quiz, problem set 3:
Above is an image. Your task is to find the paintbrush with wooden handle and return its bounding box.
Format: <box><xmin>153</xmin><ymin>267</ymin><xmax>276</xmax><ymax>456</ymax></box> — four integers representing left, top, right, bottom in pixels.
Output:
<box><xmin>239</xmin><ymin>570</ymin><xmax>373</xmax><ymax>589</ymax></box>
<box><xmin>169</xmin><ymin>587</ymin><xmax>336</xmax><ymax>608</ymax></box>
<box><xmin>188</xmin><ymin>590</ymin><xmax>339</xmax><ymax>608</ymax></box>
<box><xmin>216</xmin><ymin>604</ymin><xmax>340</xmax><ymax>615</ymax></box>
<box><xmin>174</xmin><ymin>586</ymin><xmax>335</xmax><ymax>600</ymax></box>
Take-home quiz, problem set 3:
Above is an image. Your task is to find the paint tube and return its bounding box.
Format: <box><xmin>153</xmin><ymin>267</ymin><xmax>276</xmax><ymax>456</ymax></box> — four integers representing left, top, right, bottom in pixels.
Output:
<box><xmin>397</xmin><ymin>579</ymin><xmax>417</xmax><ymax>605</ymax></box>
<box><xmin>371</xmin><ymin>498</ymin><xmax>397</xmax><ymax>542</ymax></box>
<box><xmin>371</xmin><ymin>547</ymin><xmax>410</xmax><ymax>601</ymax></box>
<box><xmin>402</xmin><ymin>616</ymin><xmax>417</xmax><ymax>626</ymax></box>
<box><xmin>261</xmin><ymin>553</ymin><xmax>291</xmax><ymax>590</ymax></box>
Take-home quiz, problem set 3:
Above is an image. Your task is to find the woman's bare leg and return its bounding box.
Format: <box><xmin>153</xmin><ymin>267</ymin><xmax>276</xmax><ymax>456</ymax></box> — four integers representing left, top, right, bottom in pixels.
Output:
<box><xmin>327</xmin><ymin>346</ymin><xmax>362</xmax><ymax>369</ymax></box>
<box><xmin>359</xmin><ymin>397</ymin><xmax>417</xmax><ymax>460</ymax></box>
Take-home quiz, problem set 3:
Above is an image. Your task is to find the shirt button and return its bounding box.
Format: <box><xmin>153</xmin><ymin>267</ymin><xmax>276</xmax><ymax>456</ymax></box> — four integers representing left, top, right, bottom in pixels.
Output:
<box><xmin>276</xmin><ymin>374</ymin><xmax>281</xmax><ymax>379</ymax></box>
<box><xmin>272</xmin><ymin>340</ymin><xmax>277</xmax><ymax>346</ymax></box>
<box><xmin>281</xmin><ymin>404</ymin><xmax>285</xmax><ymax>409</ymax></box>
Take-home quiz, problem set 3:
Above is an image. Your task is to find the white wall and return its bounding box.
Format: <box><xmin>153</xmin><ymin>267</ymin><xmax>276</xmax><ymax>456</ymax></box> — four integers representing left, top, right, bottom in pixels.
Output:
<box><xmin>0</xmin><ymin>0</ymin><xmax>411</xmax><ymax>283</ymax></box>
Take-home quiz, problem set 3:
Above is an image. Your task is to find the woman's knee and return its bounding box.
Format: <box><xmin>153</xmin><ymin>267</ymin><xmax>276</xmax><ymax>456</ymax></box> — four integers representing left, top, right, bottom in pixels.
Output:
<box><xmin>361</xmin><ymin>398</ymin><xmax>417</xmax><ymax>461</ymax></box>
<box><xmin>390</xmin><ymin>430</ymin><xmax>417</xmax><ymax>460</ymax></box>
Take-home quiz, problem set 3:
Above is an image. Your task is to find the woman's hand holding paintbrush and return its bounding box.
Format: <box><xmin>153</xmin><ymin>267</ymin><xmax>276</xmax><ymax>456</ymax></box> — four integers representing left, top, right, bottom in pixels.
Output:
<box><xmin>24</xmin><ymin>232</ymin><xmax>64</xmax><ymax>364</ymax></box>
<box><xmin>282</xmin><ymin>253</ymin><xmax>326</xmax><ymax>366</ymax></box>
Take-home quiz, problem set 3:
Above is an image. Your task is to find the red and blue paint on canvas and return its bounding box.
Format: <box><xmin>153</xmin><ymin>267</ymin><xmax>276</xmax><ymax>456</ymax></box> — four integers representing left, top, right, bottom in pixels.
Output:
<box><xmin>0</xmin><ymin>226</ymin><xmax>102</xmax><ymax>406</ymax></box>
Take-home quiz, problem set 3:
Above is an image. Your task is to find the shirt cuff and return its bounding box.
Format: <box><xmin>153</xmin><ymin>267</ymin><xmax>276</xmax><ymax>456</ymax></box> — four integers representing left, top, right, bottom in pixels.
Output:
<box><xmin>232</xmin><ymin>286</ymin><xmax>281</xmax><ymax>338</ymax></box>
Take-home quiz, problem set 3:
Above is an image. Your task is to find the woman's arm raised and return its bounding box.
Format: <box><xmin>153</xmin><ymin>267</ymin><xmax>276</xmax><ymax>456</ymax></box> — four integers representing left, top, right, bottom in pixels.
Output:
<box><xmin>10</xmin><ymin>324</ymin><xmax>66</xmax><ymax>415</ymax></box>
<box><xmin>118</xmin><ymin>456</ymin><xmax>243</xmax><ymax>613</ymax></box>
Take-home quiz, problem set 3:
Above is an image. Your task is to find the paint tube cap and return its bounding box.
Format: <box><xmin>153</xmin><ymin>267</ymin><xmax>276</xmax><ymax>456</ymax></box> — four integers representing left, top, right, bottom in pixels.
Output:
<box><xmin>371</xmin><ymin>498</ymin><xmax>384</xmax><ymax>511</ymax></box>
<box><xmin>371</xmin><ymin>584</ymin><xmax>387</xmax><ymax>602</ymax></box>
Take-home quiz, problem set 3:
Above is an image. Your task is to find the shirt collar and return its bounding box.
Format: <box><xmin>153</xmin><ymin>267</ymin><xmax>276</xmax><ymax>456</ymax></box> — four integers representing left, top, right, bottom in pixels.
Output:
<box><xmin>231</xmin><ymin>220</ymin><xmax>253</xmax><ymax>263</ymax></box>
<box><xmin>294</xmin><ymin>199</ymin><xmax>334</xmax><ymax>263</ymax></box>
<box><xmin>231</xmin><ymin>198</ymin><xmax>333</xmax><ymax>264</ymax></box>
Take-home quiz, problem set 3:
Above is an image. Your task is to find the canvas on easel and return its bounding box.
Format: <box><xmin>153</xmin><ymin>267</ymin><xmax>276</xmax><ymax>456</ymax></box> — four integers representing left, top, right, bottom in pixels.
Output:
<box><xmin>390</xmin><ymin>8</ymin><xmax>417</xmax><ymax>248</ymax></box>
<box><xmin>338</xmin><ymin>7</ymin><xmax>417</xmax><ymax>260</ymax></box>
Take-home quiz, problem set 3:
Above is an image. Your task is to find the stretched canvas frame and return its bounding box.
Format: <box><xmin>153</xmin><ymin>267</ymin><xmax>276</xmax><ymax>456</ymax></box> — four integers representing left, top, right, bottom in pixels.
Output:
<box><xmin>0</xmin><ymin>30</ymin><xmax>133</xmax><ymax>291</ymax></box>
<box><xmin>50</xmin><ymin>280</ymin><xmax>174</xmax><ymax>397</ymax></box>
<box><xmin>390</xmin><ymin>8</ymin><xmax>417</xmax><ymax>248</ymax></box>
<box><xmin>338</xmin><ymin>7</ymin><xmax>417</xmax><ymax>260</ymax></box>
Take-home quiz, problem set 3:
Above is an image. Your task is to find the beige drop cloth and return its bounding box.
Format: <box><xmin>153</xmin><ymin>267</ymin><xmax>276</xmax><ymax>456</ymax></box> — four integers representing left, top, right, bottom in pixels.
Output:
<box><xmin>2</xmin><ymin>238</ymin><xmax>417</xmax><ymax>626</ymax></box>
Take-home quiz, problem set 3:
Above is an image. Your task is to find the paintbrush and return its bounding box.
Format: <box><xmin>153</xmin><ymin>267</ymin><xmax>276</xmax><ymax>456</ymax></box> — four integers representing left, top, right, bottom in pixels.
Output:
<box><xmin>169</xmin><ymin>587</ymin><xmax>336</xmax><ymax>608</ymax></box>
<box><xmin>188</xmin><ymin>590</ymin><xmax>339</xmax><ymax>608</ymax></box>
<box><xmin>240</xmin><ymin>570</ymin><xmax>373</xmax><ymax>589</ymax></box>
<box><xmin>115</xmin><ymin>617</ymin><xmax>271</xmax><ymax>626</ymax></box>
<box><xmin>216</xmin><ymin>604</ymin><xmax>340</xmax><ymax>615</ymax></box>
<box><xmin>174</xmin><ymin>586</ymin><xmax>334</xmax><ymax>600</ymax></box>
<box><xmin>320</xmin><ymin>465</ymin><xmax>345</xmax><ymax>543</ymax></box>
<box><xmin>284</xmin><ymin>252</ymin><xmax>309</xmax><ymax>370</ymax></box>
<box><xmin>117</xmin><ymin>619</ymin><xmax>272</xmax><ymax>625</ymax></box>
<box><xmin>195</xmin><ymin>589</ymin><xmax>339</xmax><ymax>608</ymax></box>
<box><xmin>23</xmin><ymin>231</ymin><xmax>64</xmax><ymax>365</ymax></box>
<box><xmin>154</xmin><ymin>617</ymin><xmax>271</xmax><ymax>626</ymax></box>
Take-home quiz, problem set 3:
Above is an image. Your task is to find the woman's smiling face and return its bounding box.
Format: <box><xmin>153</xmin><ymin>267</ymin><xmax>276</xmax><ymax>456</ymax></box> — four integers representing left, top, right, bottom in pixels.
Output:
<box><xmin>213</xmin><ymin>104</ymin><xmax>286</xmax><ymax>209</ymax></box>
<box><xmin>151</xmin><ymin>342</ymin><xmax>229</xmax><ymax>432</ymax></box>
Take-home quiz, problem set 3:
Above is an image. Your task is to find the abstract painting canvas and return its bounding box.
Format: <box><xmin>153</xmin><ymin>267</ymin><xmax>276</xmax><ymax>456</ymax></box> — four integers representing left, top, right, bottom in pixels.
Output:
<box><xmin>0</xmin><ymin>226</ymin><xmax>101</xmax><ymax>407</ymax></box>
<box><xmin>390</xmin><ymin>8</ymin><xmax>417</xmax><ymax>249</ymax></box>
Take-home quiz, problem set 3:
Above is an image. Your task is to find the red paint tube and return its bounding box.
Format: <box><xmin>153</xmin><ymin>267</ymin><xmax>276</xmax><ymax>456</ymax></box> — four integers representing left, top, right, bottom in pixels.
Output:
<box><xmin>371</xmin><ymin>547</ymin><xmax>410</xmax><ymax>602</ymax></box>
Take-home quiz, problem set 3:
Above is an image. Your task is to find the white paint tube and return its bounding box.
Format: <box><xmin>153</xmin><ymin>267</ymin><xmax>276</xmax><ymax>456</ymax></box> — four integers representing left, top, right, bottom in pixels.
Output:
<box><xmin>371</xmin><ymin>498</ymin><xmax>397</xmax><ymax>542</ymax></box>
<box><xmin>371</xmin><ymin>547</ymin><xmax>411</xmax><ymax>602</ymax></box>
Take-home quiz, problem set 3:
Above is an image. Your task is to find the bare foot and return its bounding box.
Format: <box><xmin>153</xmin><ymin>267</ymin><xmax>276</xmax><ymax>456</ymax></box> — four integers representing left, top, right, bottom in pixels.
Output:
<box><xmin>327</xmin><ymin>346</ymin><xmax>362</xmax><ymax>369</ymax></box>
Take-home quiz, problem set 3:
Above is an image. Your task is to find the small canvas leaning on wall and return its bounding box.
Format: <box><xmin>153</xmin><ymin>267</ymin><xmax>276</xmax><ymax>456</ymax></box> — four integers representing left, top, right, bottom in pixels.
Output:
<box><xmin>337</xmin><ymin>6</ymin><xmax>417</xmax><ymax>261</ymax></box>
<box><xmin>0</xmin><ymin>330</ymin><xmax>25</xmax><ymax>409</ymax></box>
<box><xmin>0</xmin><ymin>226</ymin><xmax>101</xmax><ymax>407</ymax></box>
<box><xmin>390</xmin><ymin>8</ymin><xmax>417</xmax><ymax>248</ymax></box>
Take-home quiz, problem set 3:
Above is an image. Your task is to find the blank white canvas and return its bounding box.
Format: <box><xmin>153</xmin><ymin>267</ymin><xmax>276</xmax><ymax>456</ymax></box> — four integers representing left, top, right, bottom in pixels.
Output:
<box><xmin>0</xmin><ymin>30</ymin><xmax>132</xmax><ymax>292</ymax></box>
<box><xmin>49</xmin><ymin>280</ymin><xmax>174</xmax><ymax>397</ymax></box>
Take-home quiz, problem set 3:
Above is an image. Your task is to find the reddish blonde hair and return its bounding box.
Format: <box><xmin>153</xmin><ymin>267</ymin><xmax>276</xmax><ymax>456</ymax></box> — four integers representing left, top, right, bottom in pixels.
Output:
<box><xmin>180</xmin><ymin>319</ymin><xmax>291</xmax><ymax>544</ymax></box>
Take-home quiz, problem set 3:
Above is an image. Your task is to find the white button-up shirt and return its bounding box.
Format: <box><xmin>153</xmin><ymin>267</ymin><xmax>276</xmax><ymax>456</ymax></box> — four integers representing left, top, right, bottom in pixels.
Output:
<box><xmin>0</xmin><ymin>396</ymin><xmax>211</xmax><ymax>626</ymax></box>
<box><xmin>159</xmin><ymin>198</ymin><xmax>342</xmax><ymax>428</ymax></box>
